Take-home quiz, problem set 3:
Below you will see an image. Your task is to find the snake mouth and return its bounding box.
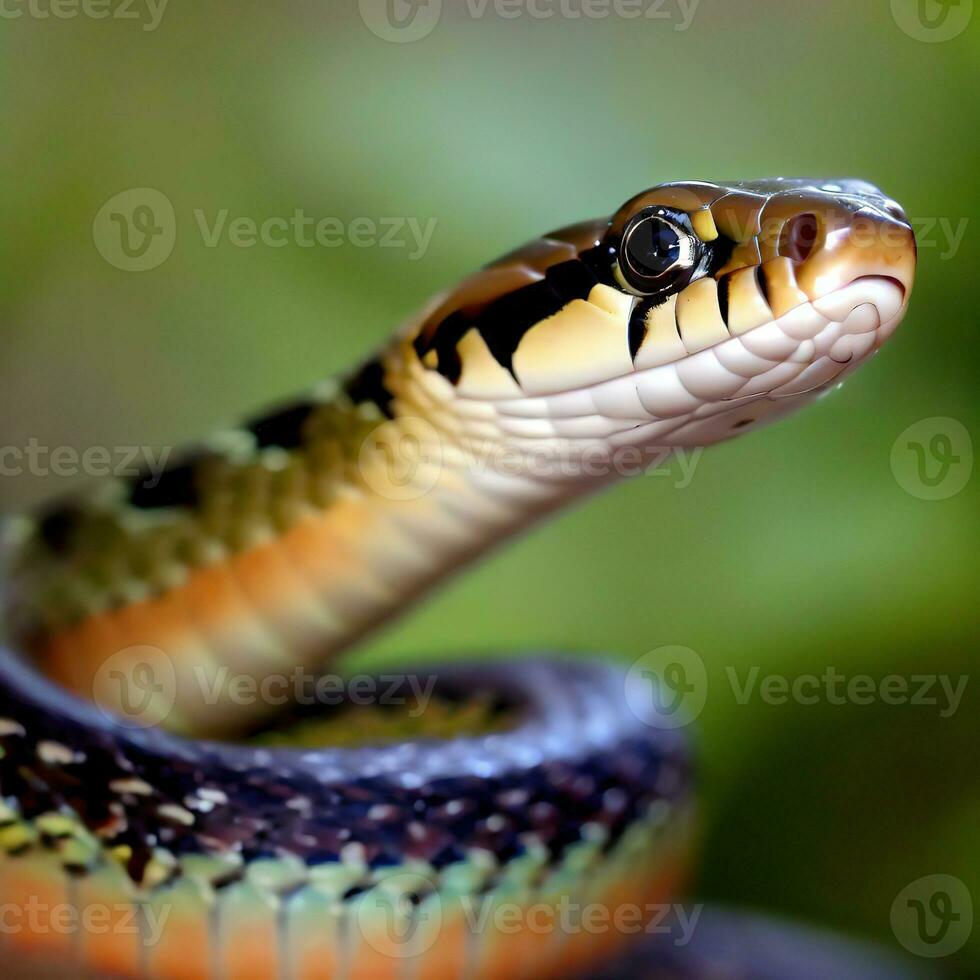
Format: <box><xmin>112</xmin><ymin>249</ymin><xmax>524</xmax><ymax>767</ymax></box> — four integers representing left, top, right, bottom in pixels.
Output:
<box><xmin>873</xmin><ymin>274</ymin><xmax>909</xmax><ymax>304</ymax></box>
<box><xmin>705</xmin><ymin>273</ymin><xmax>909</xmax><ymax>403</ymax></box>
<box><xmin>481</xmin><ymin>274</ymin><xmax>910</xmax><ymax>438</ymax></box>
<box><xmin>468</xmin><ymin>269</ymin><xmax>913</xmax><ymax>452</ymax></box>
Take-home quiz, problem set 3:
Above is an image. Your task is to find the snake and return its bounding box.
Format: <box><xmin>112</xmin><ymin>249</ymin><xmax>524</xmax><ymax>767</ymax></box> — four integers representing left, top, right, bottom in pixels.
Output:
<box><xmin>0</xmin><ymin>178</ymin><xmax>916</xmax><ymax>979</ymax></box>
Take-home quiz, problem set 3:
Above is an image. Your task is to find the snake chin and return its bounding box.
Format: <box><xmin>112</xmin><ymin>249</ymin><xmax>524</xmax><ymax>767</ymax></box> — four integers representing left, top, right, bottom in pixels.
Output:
<box><xmin>650</xmin><ymin>276</ymin><xmax>908</xmax><ymax>445</ymax></box>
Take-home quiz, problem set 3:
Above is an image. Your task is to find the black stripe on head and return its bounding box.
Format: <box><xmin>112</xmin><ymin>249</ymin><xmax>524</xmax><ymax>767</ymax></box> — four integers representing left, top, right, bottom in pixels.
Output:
<box><xmin>755</xmin><ymin>263</ymin><xmax>772</xmax><ymax>307</ymax></box>
<box><xmin>413</xmin><ymin>312</ymin><xmax>469</xmax><ymax>385</ymax></box>
<box><xmin>717</xmin><ymin>272</ymin><xmax>732</xmax><ymax>330</ymax></box>
<box><xmin>627</xmin><ymin>298</ymin><xmax>653</xmax><ymax>362</ymax></box>
<box><xmin>421</xmin><ymin>257</ymin><xmax>600</xmax><ymax>383</ymax></box>
<box><xmin>246</xmin><ymin>400</ymin><xmax>317</xmax><ymax>449</ymax></box>
<box><xmin>705</xmin><ymin>233</ymin><xmax>737</xmax><ymax>277</ymax></box>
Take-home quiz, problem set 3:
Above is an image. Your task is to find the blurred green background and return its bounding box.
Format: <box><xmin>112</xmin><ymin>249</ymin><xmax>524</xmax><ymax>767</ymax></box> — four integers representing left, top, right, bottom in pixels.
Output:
<box><xmin>0</xmin><ymin>0</ymin><xmax>977</xmax><ymax>971</ymax></box>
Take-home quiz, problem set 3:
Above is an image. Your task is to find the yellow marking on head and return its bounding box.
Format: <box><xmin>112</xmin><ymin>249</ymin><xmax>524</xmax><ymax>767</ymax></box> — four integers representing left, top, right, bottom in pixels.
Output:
<box><xmin>633</xmin><ymin>294</ymin><xmax>686</xmax><ymax>370</ymax></box>
<box><xmin>676</xmin><ymin>278</ymin><xmax>729</xmax><ymax>353</ymax></box>
<box><xmin>761</xmin><ymin>257</ymin><xmax>810</xmax><ymax>318</ymax></box>
<box><xmin>726</xmin><ymin>265</ymin><xmax>774</xmax><ymax>335</ymax></box>
<box><xmin>513</xmin><ymin>295</ymin><xmax>633</xmax><ymax>396</ymax></box>
<box><xmin>690</xmin><ymin>208</ymin><xmax>719</xmax><ymax>242</ymax></box>
<box><xmin>455</xmin><ymin>328</ymin><xmax>523</xmax><ymax>400</ymax></box>
<box><xmin>587</xmin><ymin>283</ymin><xmax>633</xmax><ymax>320</ymax></box>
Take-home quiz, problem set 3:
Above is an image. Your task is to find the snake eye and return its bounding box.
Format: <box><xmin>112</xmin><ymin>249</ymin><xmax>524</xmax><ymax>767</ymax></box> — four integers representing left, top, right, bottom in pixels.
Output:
<box><xmin>619</xmin><ymin>210</ymin><xmax>701</xmax><ymax>296</ymax></box>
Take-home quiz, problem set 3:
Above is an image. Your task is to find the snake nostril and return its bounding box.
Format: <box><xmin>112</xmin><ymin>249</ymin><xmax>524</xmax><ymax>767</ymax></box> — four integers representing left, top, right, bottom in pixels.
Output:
<box><xmin>778</xmin><ymin>212</ymin><xmax>820</xmax><ymax>264</ymax></box>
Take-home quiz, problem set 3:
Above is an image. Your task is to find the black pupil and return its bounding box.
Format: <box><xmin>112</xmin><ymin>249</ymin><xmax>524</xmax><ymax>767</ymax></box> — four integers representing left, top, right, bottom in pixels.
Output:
<box><xmin>626</xmin><ymin>217</ymin><xmax>682</xmax><ymax>278</ymax></box>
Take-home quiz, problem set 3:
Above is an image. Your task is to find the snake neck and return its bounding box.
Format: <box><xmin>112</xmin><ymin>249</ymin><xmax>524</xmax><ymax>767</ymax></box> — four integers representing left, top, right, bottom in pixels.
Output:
<box><xmin>1</xmin><ymin>335</ymin><xmax>587</xmax><ymax>737</ymax></box>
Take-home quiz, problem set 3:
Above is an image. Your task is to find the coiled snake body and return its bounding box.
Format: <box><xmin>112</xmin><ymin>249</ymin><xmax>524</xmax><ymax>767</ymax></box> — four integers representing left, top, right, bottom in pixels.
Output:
<box><xmin>0</xmin><ymin>179</ymin><xmax>915</xmax><ymax>979</ymax></box>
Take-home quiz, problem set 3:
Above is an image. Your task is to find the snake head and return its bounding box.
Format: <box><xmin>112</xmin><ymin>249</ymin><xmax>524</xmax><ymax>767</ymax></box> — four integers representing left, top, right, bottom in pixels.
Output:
<box><xmin>406</xmin><ymin>177</ymin><xmax>916</xmax><ymax>456</ymax></box>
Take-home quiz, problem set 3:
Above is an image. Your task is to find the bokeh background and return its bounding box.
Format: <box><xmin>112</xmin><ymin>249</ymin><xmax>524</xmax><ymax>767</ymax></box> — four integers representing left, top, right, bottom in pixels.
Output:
<box><xmin>0</xmin><ymin>0</ymin><xmax>977</xmax><ymax>972</ymax></box>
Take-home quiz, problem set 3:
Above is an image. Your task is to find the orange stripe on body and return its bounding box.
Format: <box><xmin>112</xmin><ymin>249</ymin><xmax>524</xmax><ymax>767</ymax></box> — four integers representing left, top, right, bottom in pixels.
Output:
<box><xmin>72</xmin><ymin>862</ymin><xmax>143</xmax><ymax>979</ymax></box>
<box><xmin>213</xmin><ymin>887</ymin><xmax>280</xmax><ymax>980</ymax></box>
<box><xmin>143</xmin><ymin>880</ymin><xmax>213</xmax><ymax>980</ymax></box>
<box><xmin>35</xmin><ymin>499</ymin><xmax>390</xmax><ymax>734</ymax></box>
<box><xmin>0</xmin><ymin>851</ymin><xmax>76</xmax><ymax>961</ymax></box>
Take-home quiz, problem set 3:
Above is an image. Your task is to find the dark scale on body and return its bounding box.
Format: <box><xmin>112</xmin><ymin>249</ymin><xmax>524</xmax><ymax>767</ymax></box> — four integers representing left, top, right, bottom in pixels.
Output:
<box><xmin>344</xmin><ymin>357</ymin><xmax>395</xmax><ymax>418</ymax></box>
<box><xmin>245</xmin><ymin>399</ymin><xmax>319</xmax><ymax>450</ymax></box>
<box><xmin>36</xmin><ymin>507</ymin><xmax>83</xmax><ymax>555</ymax></box>
<box><xmin>129</xmin><ymin>457</ymin><xmax>205</xmax><ymax>510</ymax></box>
<box><xmin>125</xmin><ymin>397</ymin><xmax>322</xmax><ymax>512</ymax></box>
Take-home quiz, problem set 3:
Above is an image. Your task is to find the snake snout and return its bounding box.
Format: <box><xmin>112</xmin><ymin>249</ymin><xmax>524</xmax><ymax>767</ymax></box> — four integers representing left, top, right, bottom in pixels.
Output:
<box><xmin>778</xmin><ymin>191</ymin><xmax>917</xmax><ymax>312</ymax></box>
